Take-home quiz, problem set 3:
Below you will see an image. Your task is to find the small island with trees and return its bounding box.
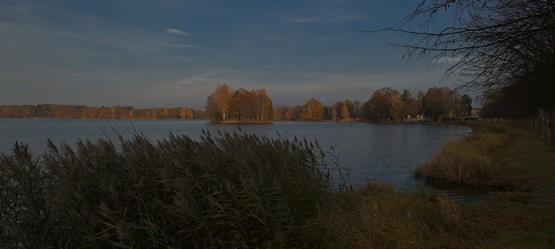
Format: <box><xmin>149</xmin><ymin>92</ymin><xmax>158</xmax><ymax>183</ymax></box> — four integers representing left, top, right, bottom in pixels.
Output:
<box><xmin>205</xmin><ymin>84</ymin><xmax>274</xmax><ymax>124</ymax></box>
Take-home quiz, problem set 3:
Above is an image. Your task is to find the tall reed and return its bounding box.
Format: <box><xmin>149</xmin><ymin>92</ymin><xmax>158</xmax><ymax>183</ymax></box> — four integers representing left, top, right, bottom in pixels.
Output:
<box><xmin>0</xmin><ymin>131</ymin><xmax>331</xmax><ymax>248</ymax></box>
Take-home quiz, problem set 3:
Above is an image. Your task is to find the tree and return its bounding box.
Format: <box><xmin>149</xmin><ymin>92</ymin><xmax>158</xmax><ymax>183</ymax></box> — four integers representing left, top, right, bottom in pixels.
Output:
<box><xmin>253</xmin><ymin>89</ymin><xmax>273</xmax><ymax>121</ymax></box>
<box><xmin>333</xmin><ymin>100</ymin><xmax>354</xmax><ymax>121</ymax></box>
<box><xmin>209</xmin><ymin>85</ymin><xmax>273</xmax><ymax>122</ymax></box>
<box><xmin>480</xmin><ymin>82</ymin><xmax>540</xmax><ymax>118</ymax></box>
<box><xmin>285</xmin><ymin>106</ymin><xmax>302</xmax><ymax>121</ymax></box>
<box><xmin>301</xmin><ymin>98</ymin><xmax>324</xmax><ymax>121</ymax></box>
<box><xmin>340</xmin><ymin>101</ymin><xmax>351</xmax><ymax>122</ymax></box>
<box><xmin>331</xmin><ymin>106</ymin><xmax>337</xmax><ymax>121</ymax></box>
<box><xmin>401</xmin><ymin>89</ymin><xmax>412</xmax><ymax>102</ymax></box>
<box><xmin>421</xmin><ymin>87</ymin><xmax>461</xmax><ymax>121</ymax></box>
<box><xmin>459</xmin><ymin>95</ymin><xmax>473</xmax><ymax>117</ymax></box>
<box><xmin>402</xmin><ymin>97</ymin><xmax>420</xmax><ymax>120</ymax></box>
<box><xmin>364</xmin><ymin>88</ymin><xmax>405</xmax><ymax>121</ymax></box>
<box><xmin>206</xmin><ymin>83</ymin><xmax>232</xmax><ymax>121</ymax></box>
<box><xmin>352</xmin><ymin>100</ymin><xmax>363</xmax><ymax>119</ymax></box>
<box><xmin>374</xmin><ymin>0</ymin><xmax>555</xmax><ymax>116</ymax></box>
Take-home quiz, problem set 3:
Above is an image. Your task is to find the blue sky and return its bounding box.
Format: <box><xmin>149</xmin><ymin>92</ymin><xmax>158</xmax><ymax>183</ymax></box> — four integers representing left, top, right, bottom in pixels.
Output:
<box><xmin>0</xmin><ymin>0</ymin><xmax>457</xmax><ymax>108</ymax></box>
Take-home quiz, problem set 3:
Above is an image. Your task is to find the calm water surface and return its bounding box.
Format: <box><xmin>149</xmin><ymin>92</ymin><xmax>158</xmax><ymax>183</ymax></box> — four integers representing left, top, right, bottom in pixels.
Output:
<box><xmin>0</xmin><ymin>119</ymin><xmax>485</xmax><ymax>202</ymax></box>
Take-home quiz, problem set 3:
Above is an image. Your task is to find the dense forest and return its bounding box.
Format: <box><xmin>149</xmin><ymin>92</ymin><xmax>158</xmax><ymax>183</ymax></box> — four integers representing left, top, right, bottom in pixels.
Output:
<box><xmin>0</xmin><ymin>104</ymin><xmax>203</xmax><ymax>120</ymax></box>
<box><xmin>205</xmin><ymin>84</ymin><xmax>472</xmax><ymax>123</ymax></box>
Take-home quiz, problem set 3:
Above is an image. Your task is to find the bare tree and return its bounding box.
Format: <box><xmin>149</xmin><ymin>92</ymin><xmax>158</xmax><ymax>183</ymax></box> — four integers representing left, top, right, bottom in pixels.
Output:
<box><xmin>366</xmin><ymin>0</ymin><xmax>555</xmax><ymax>112</ymax></box>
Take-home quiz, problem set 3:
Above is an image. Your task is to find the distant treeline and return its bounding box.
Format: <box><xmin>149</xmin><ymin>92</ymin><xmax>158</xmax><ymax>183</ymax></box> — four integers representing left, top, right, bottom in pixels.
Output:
<box><xmin>206</xmin><ymin>84</ymin><xmax>473</xmax><ymax>123</ymax></box>
<box><xmin>0</xmin><ymin>104</ymin><xmax>204</xmax><ymax>120</ymax></box>
<box><xmin>1</xmin><ymin>86</ymin><xmax>472</xmax><ymax>122</ymax></box>
<box><xmin>275</xmin><ymin>87</ymin><xmax>472</xmax><ymax>122</ymax></box>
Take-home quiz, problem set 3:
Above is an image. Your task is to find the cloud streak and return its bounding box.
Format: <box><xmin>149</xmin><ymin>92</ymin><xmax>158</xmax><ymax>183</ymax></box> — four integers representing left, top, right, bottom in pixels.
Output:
<box><xmin>286</xmin><ymin>13</ymin><xmax>369</xmax><ymax>24</ymax></box>
<box><xmin>287</xmin><ymin>16</ymin><xmax>320</xmax><ymax>23</ymax></box>
<box><xmin>165</xmin><ymin>28</ymin><xmax>191</xmax><ymax>36</ymax></box>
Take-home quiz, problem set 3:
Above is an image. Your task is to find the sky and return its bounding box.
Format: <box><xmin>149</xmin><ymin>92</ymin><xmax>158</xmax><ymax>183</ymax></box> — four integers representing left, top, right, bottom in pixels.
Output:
<box><xmin>0</xmin><ymin>0</ymin><xmax>458</xmax><ymax>108</ymax></box>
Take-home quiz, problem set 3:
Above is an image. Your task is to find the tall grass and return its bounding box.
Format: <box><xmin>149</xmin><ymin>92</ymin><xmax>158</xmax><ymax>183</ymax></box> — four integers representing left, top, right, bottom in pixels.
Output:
<box><xmin>415</xmin><ymin>125</ymin><xmax>511</xmax><ymax>189</ymax></box>
<box><xmin>0</xmin><ymin>132</ymin><xmax>331</xmax><ymax>248</ymax></box>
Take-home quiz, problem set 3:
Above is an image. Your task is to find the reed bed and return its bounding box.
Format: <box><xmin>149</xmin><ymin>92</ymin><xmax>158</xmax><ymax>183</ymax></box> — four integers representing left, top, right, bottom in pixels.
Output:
<box><xmin>0</xmin><ymin>131</ymin><xmax>331</xmax><ymax>248</ymax></box>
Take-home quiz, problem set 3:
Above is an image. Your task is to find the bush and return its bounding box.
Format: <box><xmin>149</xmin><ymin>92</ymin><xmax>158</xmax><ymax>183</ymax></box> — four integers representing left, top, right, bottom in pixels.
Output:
<box><xmin>0</xmin><ymin>132</ymin><xmax>331</xmax><ymax>248</ymax></box>
<box><xmin>416</xmin><ymin>126</ymin><xmax>511</xmax><ymax>189</ymax></box>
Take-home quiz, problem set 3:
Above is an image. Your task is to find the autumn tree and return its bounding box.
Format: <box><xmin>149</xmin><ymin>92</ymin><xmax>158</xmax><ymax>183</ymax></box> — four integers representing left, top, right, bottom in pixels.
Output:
<box><xmin>301</xmin><ymin>98</ymin><xmax>324</xmax><ymax>121</ymax></box>
<box><xmin>400</xmin><ymin>90</ymin><xmax>421</xmax><ymax>120</ymax></box>
<box><xmin>253</xmin><ymin>89</ymin><xmax>273</xmax><ymax>121</ymax></box>
<box><xmin>364</xmin><ymin>88</ymin><xmax>405</xmax><ymax>121</ymax></box>
<box><xmin>340</xmin><ymin>101</ymin><xmax>351</xmax><ymax>122</ymax></box>
<box><xmin>348</xmin><ymin>100</ymin><xmax>363</xmax><ymax>119</ymax></box>
<box><xmin>421</xmin><ymin>87</ymin><xmax>465</xmax><ymax>121</ymax></box>
<box><xmin>285</xmin><ymin>106</ymin><xmax>302</xmax><ymax>121</ymax></box>
<box><xmin>332</xmin><ymin>100</ymin><xmax>354</xmax><ymax>122</ymax></box>
<box><xmin>273</xmin><ymin>106</ymin><xmax>285</xmax><ymax>121</ymax></box>
<box><xmin>209</xmin><ymin>85</ymin><xmax>273</xmax><ymax>122</ymax></box>
<box><xmin>206</xmin><ymin>83</ymin><xmax>232</xmax><ymax>121</ymax></box>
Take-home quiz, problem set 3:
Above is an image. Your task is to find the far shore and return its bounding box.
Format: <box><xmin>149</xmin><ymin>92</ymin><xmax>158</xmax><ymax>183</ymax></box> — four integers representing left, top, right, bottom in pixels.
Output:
<box><xmin>209</xmin><ymin>120</ymin><xmax>274</xmax><ymax>125</ymax></box>
<box><xmin>1</xmin><ymin>116</ymin><xmax>473</xmax><ymax>125</ymax></box>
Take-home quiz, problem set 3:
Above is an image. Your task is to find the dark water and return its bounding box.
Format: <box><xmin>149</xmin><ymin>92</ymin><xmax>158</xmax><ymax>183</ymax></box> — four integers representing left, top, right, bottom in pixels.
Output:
<box><xmin>0</xmin><ymin>119</ymin><xmax>487</xmax><ymax>202</ymax></box>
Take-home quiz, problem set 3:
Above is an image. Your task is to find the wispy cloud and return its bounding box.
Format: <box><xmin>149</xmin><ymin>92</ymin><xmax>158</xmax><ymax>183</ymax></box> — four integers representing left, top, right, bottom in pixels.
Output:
<box><xmin>287</xmin><ymin>16</ymin><xmax>320</xmax><ymax>23</ymax></box>
<box><xmin>165</xmin><ymin>28</ymin><xmax>190</xmax><ymax>36</ymax></box>
<box><xmin>334</xmin><ymin>13</ymin><xmax>369</xmax><ymax>21</ymax></box>
<box><xmin>286</xmin><ymin>13</ymin><xmax>369</xmax><ymax>24</ymax></box>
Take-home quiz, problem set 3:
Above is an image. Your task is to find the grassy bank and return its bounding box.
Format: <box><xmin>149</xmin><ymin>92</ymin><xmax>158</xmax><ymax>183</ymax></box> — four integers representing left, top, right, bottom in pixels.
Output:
<box><xmin>1</xmin><ymin>125</ymin><xmax>554</xmax><ymax>248</ymax></box>
<box><xmin>416</xmin><ymin>122</ymin><xmax>555</xmax><ymax>191</ymax></box>
<box><xmin>413</xmin><ymin>122</ymin><xmax>555</xmax><ymax>248</ymax></box>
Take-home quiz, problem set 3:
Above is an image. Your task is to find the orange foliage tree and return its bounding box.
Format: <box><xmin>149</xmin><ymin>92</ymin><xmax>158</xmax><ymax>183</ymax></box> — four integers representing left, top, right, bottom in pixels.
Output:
<box><xmin>301</xmin><ymin>98</ymin><xmax>324</xmax><ymax>121</ymax></box>
<box><xmin>364</xmin><ymin>88</ymin><xmax>405</xmax><ymax>121</ymax></box>
<box><xmin>207</xmin><ymin>84</ymin><xmax>273</xmax><ymax>122</ymax></box>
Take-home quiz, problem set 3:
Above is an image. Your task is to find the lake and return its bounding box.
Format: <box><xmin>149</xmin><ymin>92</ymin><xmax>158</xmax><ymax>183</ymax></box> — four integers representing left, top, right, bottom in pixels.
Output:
<box><xmin>0</xmin><ymin>119</ymin><xmax>485</xmax><ymax>202</ymax></box>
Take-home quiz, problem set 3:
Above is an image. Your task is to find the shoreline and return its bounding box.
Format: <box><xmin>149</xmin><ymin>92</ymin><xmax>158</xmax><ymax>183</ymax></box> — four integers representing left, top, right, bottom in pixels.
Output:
<box><xmin>208</xmin><ymin>120</ymin><xmax>274</xmax><ymax>125</ymax></box>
